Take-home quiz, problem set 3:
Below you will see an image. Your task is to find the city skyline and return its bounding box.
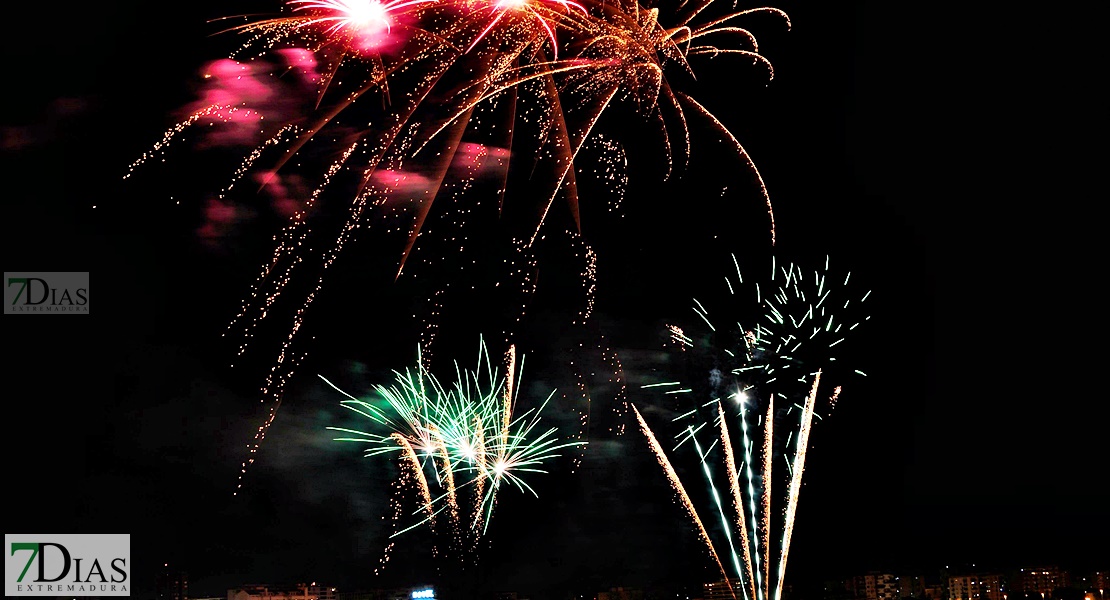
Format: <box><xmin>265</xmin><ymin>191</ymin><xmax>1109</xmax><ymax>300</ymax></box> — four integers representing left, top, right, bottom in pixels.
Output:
<box><xmin>156</xmin><ymin>563</ymin><xmax>1109</xmax><ymax>600</ymax></box>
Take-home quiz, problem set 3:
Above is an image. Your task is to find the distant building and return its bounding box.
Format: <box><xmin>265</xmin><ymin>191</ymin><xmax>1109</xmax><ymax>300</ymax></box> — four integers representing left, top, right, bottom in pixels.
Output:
<box><xmin>924</xmin><ymin>585</ymin><xmax>945</xmax><ymax>600</ymax></box>
<box><xmin>229</xmin><ymin>583</ymin><xmax>338</xmax><ymax>600</ymax></box>
<box><xmin>948</xmin><ymin>574</ymin><xmax>1003</xmax><ymax>600</ymax></box>
<box><xmin>866</xmin><ymin>574</ymin><xmax>899</xmax><ymax>600</ymax></box>
<box><xmin>336</xmin><ymin>592</ymin><xmax>387</xmax><ymax>600</ymax></box>
<box><xmin>1015</xmin><ymin>568</ymin><xmax>1071</xmax><ymax>598</ymax></box>
<box><xmin>157</xmin><ymin>564</ymin><xmax>188</xmax><ymax>600</ymax></box>
<box><xmin>598</xmin><ymin>587</ymin><xmax>645</xmax><ymax>600</ymax></box>
<box><xmin>899</xmin><ymin>575</ymin><xmax>929</xmax><ymax>599</ymax></box>
<box><xmin>333</xmin><ymin>586</ymin><xmax>436</xmax><ymax>600</ymax></box>
<box><xmin>336</xmin><ymin>591</ymin><xmax>387</xmax><ymax>600</ymax></box>
<box><xmin>838</xmin><ymin>572</ymin><xmax>898</xmax><ymax>600</ymax></box>
<box><xmin>848</xmin><ymin>576</ymin><xmax>868</xmax><ymax>600</ymax></box>
<box><xmin>823</xmin><ymin>578</ymin><xmax>858</xmax><ymax>600</ymax></box>
<box><xmin>704</xmin><ymin>580</ymin><xmax>744</xmax><ymax>600</ymax></box>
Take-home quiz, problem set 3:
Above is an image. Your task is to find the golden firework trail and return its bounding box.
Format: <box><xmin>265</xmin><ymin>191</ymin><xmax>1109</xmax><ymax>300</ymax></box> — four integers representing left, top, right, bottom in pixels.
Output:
<box><xmin>471</xmin><ymin>419</ymin><xmax>487</xmax><ymax>543</ymax></box>
<box><xmin>502</xmin><ymin>345</ymin><xmax>516</xmax><ymax>448</ymax></box>
<box><xmin>738</xmin><ymin>391</ymin><xmax>764</xmax><ymax>600</ymax></box>
<box><xmin>466</xmin><ymin>417</ymin><xmax>488</xmax><ymax>552</ymax></box>
<box><xmin>719</xmin><ymin>401</ymin><xmax>756</xmax><ymax>600</ymax></box>
<box><xmin>392</xmin><ymin>432</ymin><xmax>437</xmax><ymax>525</ymax></box>
<box><xmin>429</xmin><ymin>426</ymin><xmax>460</xmax><ymax>522</ymax></box>
<box><xmin>692</xmin><ymin>426</ymin><xmax>746</xmax><ymax>600</ymax></box>
<box><xmin>638</xmin><ymin>375</ymin><xmax>826</xmax><ymax>600</ymax></box>
<box><xmin>760</xmin><ymin>394</ymin><xmax>773</xmax><ymax>600</ymax></box>
<box><xmin>633</xmin><ymin>404</ymin><xmax>736</xmax><ymax>600</ymax></box>
<box><xmin>774</xmin><ymin>371</ymin><xmax>818</xmax><ymax>600</ymax></box>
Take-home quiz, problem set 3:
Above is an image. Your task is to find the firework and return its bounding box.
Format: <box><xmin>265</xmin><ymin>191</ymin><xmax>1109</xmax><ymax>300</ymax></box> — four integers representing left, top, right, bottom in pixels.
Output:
<box><xmin>719</xmin><ymin>400</ymin><xmax>756</xmax><ymax>600</ymax></box>
<box><xmin>774</xmin><ymin>371</ymin><xmax>818</xmax><ymax>600</ymax></box>
<box><xmin>126</xmin><ymin>0</ymin><xmax>790</xmax><ymax>489</ymax></box>
<box><xmin>633</xmin><ymin>404</ymin><xmax>735</xmax><ymax>598</ymax></box>
<box><xmin>324</xmin><ymin>337</ymin><xmax>585</xmax><ymax>566</ymax></box>
<box><xmin>636</xmin><ymin>253</ymin><xmax>871</xmax><ymax>598</ymax></box>
<box><xmin>682</xmin><ymin>253</ymin><xmax>872</xmax><ymax>404</ymax></box>
<box><xmin>635</xmin><ymin>375</ymin><xmax>837</xmax><ymax>600</ymax></box>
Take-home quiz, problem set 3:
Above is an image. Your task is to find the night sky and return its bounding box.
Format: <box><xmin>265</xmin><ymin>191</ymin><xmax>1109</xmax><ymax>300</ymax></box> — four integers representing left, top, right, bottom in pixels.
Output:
<box><xmin>2</xmin><ymin>0</ymin><xmax>1105</xmax><ymax>599</ymax></box>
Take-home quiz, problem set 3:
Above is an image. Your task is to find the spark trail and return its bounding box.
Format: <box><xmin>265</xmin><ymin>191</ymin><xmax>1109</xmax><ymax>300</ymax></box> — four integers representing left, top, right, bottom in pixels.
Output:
<box><xmin>774</xmin><ymin>371</ymin><xmax>818</xmax><ymax>600</ymax></box>
<box><xmin>633</xmin><ymin>404</ymin><xmax>736</xmax><ymax>599</ymax></box>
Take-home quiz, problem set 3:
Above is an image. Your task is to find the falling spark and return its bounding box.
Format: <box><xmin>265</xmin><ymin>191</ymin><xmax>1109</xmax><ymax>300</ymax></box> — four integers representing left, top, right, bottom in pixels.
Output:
<box><xmin>392</xmin><ymin>432</ymin><xmax>436</xmax><ymax>523</ymax></box>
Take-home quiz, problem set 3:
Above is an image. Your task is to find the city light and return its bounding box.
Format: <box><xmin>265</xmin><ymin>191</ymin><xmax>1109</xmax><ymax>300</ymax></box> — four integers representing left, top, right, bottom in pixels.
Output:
<box><xmin>412</xmin><ymin>589</ymin><xmax>435</xmax><ymax>599</ymax></box>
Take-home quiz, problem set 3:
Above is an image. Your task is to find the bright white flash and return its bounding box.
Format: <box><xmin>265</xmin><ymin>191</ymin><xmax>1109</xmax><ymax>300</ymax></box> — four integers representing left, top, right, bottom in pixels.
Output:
<box><xmin>289</xmin><ymin>0</ymin><xmax>394</xmax><ymax>35</ymax></box>
<box><xmin>460</xmin><ymin>442</ymin><xmax>476</xmax><ymax>461</ymax></box>
<box><xmin>345</xmin><ymin>0</ymin><xmax>389</xmax><ymax>29</ymax></box>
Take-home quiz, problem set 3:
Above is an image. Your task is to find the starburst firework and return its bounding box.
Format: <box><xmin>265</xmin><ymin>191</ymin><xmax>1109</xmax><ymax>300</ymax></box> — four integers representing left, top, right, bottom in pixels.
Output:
<box><xmin>323</xmin><ymin>337</ymin><xmax>585</xmax><ymax>567</ymax></box>
<box><xmin>636</xmin><ymin>253</ymin><xmax>871</xmax><ymax>599</ymax></box>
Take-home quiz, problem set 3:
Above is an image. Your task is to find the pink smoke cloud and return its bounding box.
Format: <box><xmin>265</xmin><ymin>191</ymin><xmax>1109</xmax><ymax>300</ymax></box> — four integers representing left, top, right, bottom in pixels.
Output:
<box><xmin>184</xmin><ymin>50</ymin><xmax>324</xmax><ymax>148</ymax></box>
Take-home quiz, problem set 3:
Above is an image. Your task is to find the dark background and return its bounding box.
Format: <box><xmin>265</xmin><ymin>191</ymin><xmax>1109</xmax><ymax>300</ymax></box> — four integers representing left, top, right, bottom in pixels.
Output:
<box><xmin>2</xmin><ymin>0</ymin><xmax>1105</xmax><ymax>598</ymax></box>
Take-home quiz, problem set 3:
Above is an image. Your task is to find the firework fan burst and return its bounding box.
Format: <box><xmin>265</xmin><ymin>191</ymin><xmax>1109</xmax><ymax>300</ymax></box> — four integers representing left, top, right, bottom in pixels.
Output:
<box><xmin>633</xmin><ymin>252</ymin><xmax>872</xmax><ymax>600</ymax></box>
<box><xmin>321</xmin><ymin>337</ymin><xmax>585</xmax><ymax>571</ymax></box>
<box><xmin>677</xmin><ymin>253</ymin><xmax>872</xmax><ymax>403</ymax></box>
<box><xmin>125</xmin><ymin>0</ymin><xmax>790</xmax><ymax>490</ymax></box>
